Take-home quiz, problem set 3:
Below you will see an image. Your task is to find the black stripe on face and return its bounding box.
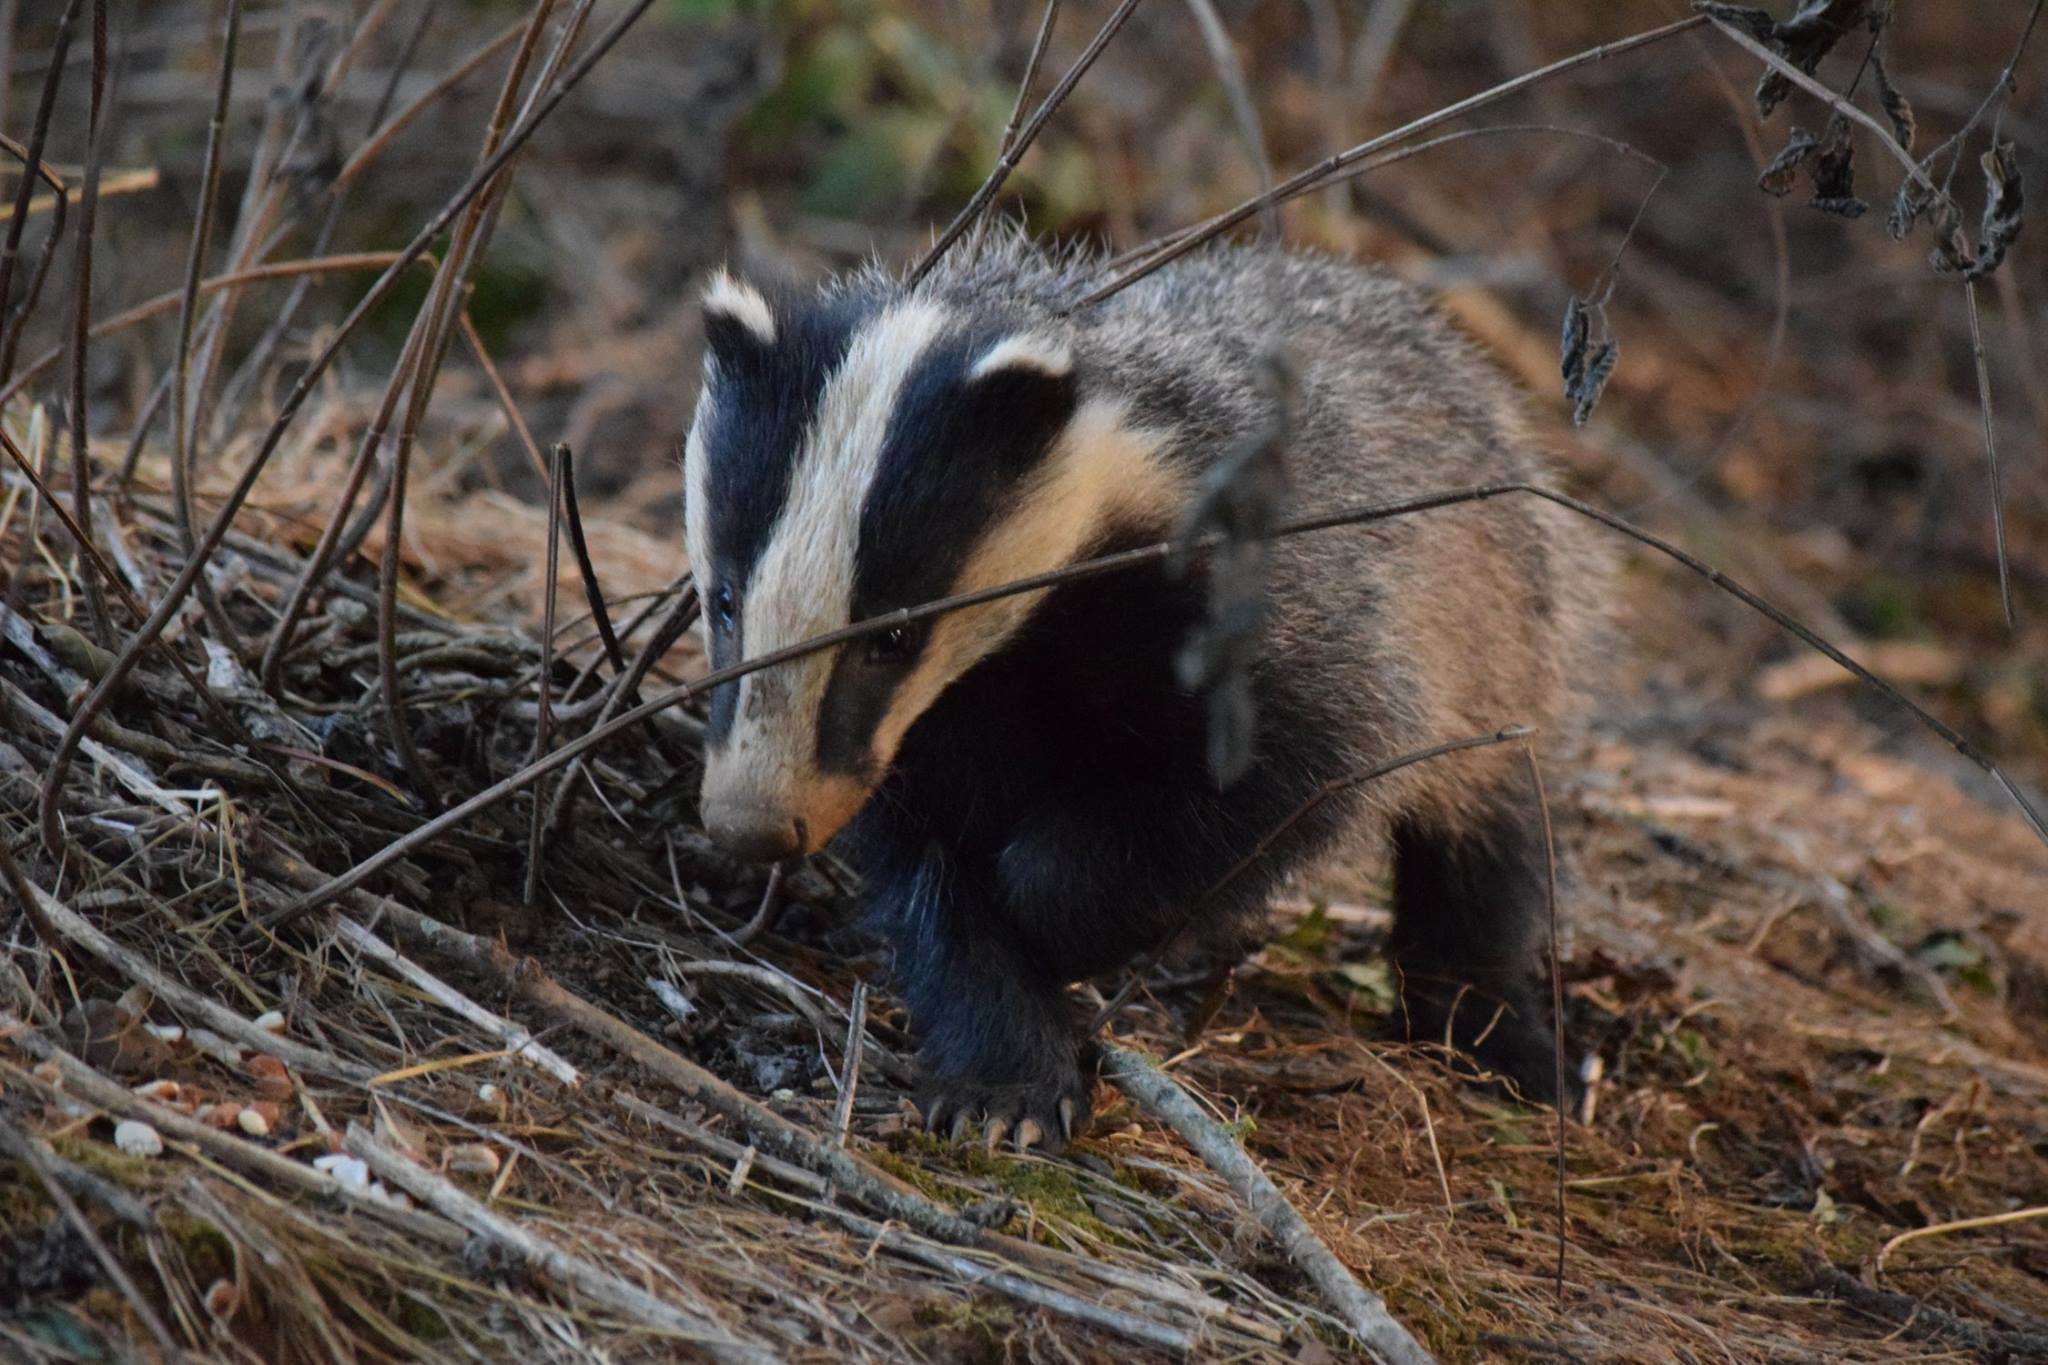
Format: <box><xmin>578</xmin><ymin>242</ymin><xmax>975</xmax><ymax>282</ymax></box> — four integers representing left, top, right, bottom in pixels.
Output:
<box><xmin>696</xmin><ymin>289</ymin><xmax>874</xmax><ymax>748</ymax></box>
<box><xmin>698</xmin><ymin>290</ymin><xmax>875</xmax><ymax>598</ymax></box>
<box><xmin>810</xmin><ymin>328</ymin><xmax>1080</xmax><ymax>777</ymax></box>
<box><xmin>850</xmin><ymin>328</ymin><xmax>1078</xmax><ymax>619</ymax></box>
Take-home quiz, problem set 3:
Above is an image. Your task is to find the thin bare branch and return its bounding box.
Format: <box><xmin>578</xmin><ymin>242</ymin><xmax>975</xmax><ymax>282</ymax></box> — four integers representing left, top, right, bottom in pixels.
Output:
<box><xmin>1082</xmin><ymin>14</ymin><xmax>1707</xmax><ymax>306</ymax></box>
<box><xmin>909</xmin><ymin>0</ymin><xmax>1146</xmax><ymax>285</ymax></box>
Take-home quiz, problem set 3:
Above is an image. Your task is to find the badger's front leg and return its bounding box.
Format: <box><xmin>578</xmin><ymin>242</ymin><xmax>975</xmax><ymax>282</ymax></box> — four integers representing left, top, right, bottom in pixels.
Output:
<box><xmin>870</xmin><ymin>842</ymin><xmax>1090</xmax><ymax>1152</ymax></box>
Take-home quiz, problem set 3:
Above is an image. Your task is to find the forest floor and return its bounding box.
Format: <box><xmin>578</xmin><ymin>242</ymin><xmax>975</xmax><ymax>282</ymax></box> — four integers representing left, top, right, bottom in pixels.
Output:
<box><xmin>3</xmin><ymin>1</ymin><xmax>2047</xmax><ymax>1360</ymax></box>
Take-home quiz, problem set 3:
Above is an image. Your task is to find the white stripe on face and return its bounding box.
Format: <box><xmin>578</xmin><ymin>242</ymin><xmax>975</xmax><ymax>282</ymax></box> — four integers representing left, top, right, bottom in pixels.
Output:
<box><xmin>701</xmin><ymin>299</ymin><xmax>953</xmax><ymax>841</ymax></box>
<box><xmin>869</xmin><ymin>395</ymin><xmax>1182</xmax><ymax>768</ymax></box>
<box><xmin>682</xmin><ymin>384</ymin><xmax>715</xmax><ymax>618</ymax></box>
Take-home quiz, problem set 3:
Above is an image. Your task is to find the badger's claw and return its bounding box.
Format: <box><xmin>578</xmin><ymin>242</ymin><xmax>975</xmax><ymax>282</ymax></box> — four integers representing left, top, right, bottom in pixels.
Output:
<box><xmin>917</xmin><ymin>1071</ymin><xmax>1091</xmax><ymax>1155</ymax></box>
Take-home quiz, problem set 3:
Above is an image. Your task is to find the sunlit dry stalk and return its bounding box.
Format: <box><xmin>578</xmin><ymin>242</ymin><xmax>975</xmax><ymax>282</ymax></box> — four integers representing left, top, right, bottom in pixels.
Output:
<box><xmin>62</xmin><ymin>0</ymin><xmax>110</xmax><ymax>643</ymax></box>
<box><xmin>0</xmin><ymin>253</ymin><xmax>409</xmax><ymax>406</ymax></box>
<box><xmin>0</xmin><ymin>0</ymin><xmax>80</xmax><ymax>385</ymax></box>
<box><xmin>170</xmin><ymin>0</ymin><xmax>246</xmax><ymax>650</ymax></box>
<box><xmin>37</xmin><ymin>0</ymin><xmax>668</xmax><ymax>857</ymax></box>
<box><xmin>525</xmin><ymin>445</ymin><xmax>567</xmax><ymax>907</ymax></box>
<box><xmin>373</xmin><ymin>0</ymin><xmax>579</xmax><ymax>798</ymax></box>
<box><xmin>0</xmin><ymin>132</ymin><xmax>68</xmax><ymax>389</ymax></box>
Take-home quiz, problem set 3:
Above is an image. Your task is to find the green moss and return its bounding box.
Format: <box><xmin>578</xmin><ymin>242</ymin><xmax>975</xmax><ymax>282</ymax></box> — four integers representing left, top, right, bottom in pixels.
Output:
<box><xmin>878</xmin><ymin>1135</ymin><xmax>1150</xmax><ymax>1248</ymax></box>
<box><xmin>155</xmin><ymin>1210</ymin><xmax>236</xmax><ymax>1281</ymax></box>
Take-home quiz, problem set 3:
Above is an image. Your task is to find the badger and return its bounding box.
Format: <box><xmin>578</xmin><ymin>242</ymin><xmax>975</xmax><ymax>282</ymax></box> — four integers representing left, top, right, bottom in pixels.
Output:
<box><xmin>682</xmin><ymin>231</ymin><xmax>1605</xmax><ymax>1152</ymax></box>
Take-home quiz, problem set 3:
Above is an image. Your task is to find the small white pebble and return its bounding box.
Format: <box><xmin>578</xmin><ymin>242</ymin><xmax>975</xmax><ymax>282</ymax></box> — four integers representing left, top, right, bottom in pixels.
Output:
<box><xmin>236</xmin><ymin>1107</ymin><xmax>271</xmax><ymax>1138</ymax></box>
<box><xmin>186</xmin><ymin>1028</ymin><xmax>245</xmax><ymax>1067</ymax></box>
<box><xmin>476</xmin><ymin>1083</ymin><xmax>502</xmax><ymax>1105</ymax></box>
<box><xmin>313</xmin><ymin>1154</ymin><xmax>370</xmax><ymax>1192</ymax></box>
<box><xmin>365</xmin><ymin>1182</ymin><xmax>413</xmax><ymax>1210</ymax></box>
<box><xmin>113</xmin><ymin>1120</ymin><xmax>164</xmax><ymax>1158</ymax></box>
<box><xmin>254</xmin><ymin>1011</ymin><xmax>286</xmax><ymax>1035</ymax></box>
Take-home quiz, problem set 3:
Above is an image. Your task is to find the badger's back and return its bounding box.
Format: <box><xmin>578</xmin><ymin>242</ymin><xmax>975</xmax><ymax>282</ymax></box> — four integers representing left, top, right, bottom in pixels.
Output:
<box><xmin>918</xmin><ymin>235</ymin><xmax>1607</xmax><ymax>830</ymax></box>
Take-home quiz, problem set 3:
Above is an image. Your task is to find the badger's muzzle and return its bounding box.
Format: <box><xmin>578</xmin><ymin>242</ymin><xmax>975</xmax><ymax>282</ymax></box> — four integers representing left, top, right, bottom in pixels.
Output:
<box><xmin>698</xmin><ymin>668</ymin><xmax>874</xmax><ymax>863</ymax></box>
<box><xmin>701</xmin><ymin>800</ymin><xmax>806</xmax><ymax>864</ymax></box>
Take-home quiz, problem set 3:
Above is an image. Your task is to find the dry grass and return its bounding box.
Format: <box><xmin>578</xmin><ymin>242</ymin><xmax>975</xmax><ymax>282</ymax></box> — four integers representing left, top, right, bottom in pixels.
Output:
<box><xmin>3</xmin><ymin>1</ymin><xmax>2047</xmax><ymax>1361</ymax></box>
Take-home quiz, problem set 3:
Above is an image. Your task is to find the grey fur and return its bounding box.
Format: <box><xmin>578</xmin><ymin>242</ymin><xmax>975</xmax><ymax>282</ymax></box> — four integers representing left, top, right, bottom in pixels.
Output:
<box><xmin>904</xmin><ymin>228</ymin><xmax>1610</xmax><ymax>836</ymax></box>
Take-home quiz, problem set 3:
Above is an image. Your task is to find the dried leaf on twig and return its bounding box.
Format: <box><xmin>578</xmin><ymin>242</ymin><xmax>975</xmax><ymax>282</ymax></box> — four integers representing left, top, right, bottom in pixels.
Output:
<box><xmin>1808</xmin><ymin>114</ymin><xmax>1868</xmax><ymax>218</ymax></box>
<box><xmin>1696</xmin><ymin>0</ymin><xmax>1876</xmax><ymax>117</ymax></box>
<box><xmin>1969</xmin><ymin>138</ymin><xmax>2024</xmax><ymax>279</ymax></box>
<box><xmin>1561</xmin><ymin>296</ymin><xmax>1620</xmax><ymax>428</ymax></box>
<box><xmin>1871</xmin><ymin>52</ymin><xmax>1915</xmax><ymax>151</ymax></box>
<box><xmin>1172</xmin><ymin>352</ymin><xmax>1293</xmax><ymax>787</ymax></box>
<box><xmin>1759</xmin><ymin>127</ymin><xmax>1819</xmax><ymax>195</ymax></box>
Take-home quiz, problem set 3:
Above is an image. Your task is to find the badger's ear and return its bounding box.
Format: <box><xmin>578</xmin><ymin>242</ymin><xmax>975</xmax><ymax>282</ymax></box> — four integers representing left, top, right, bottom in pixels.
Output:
<box><xmin>701</xmin><ymin>271</ymin><xmax>777</xmax><ymax>359</ymax></box>
<box><xmin>963</xmin><ymin>332</ymin><xmax>1077</xmax><ymax>436</ymax></box>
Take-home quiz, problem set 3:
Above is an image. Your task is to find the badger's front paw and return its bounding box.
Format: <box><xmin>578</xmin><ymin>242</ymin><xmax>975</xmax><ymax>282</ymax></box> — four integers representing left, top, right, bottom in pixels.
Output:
<box><xmin>918</xmin><ymin>1065</ymin><xmax>1092</xmax><ymax>1154</ymax></box>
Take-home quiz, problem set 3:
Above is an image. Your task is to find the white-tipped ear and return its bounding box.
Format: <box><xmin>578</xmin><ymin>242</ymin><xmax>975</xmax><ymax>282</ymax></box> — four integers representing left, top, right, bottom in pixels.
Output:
<box><xmin>970</xmin><ymin>333</ymin><xmax>1073</xmax><ymax>382</ymax></box>
<box><xmin>702</xmin><ymin>271</ymin><xmax>776</xmax><ymax>346</ymax></box>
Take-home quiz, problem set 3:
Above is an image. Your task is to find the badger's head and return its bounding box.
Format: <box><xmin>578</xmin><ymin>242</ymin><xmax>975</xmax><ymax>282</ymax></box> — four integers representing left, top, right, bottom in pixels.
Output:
<box><xmin>683</xmin><ymin>272</ymin><xmax>1180</xmax><ymax>861</ymax></box>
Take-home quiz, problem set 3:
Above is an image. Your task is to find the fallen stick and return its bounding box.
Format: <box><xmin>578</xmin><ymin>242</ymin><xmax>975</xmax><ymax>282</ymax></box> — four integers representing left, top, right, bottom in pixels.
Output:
<box><xmin>1100</xmin><ymin>1043</ymin><xmax>1434</xmax><ymax>1365</ymax></box>
<box><xmin>830</xmin><ymin>1209</ymin><xmax>1200</xmax><ymax>1354</ymax></box>
<box><xmin>347</xmin><ymin>1126</ymin><xmax>778</xmax><ymax>1365</ymax></box>
<box><xmin>330</xmin><ymin>916</ymin><xmax>581</xmax><ymax>1088</ymax></box>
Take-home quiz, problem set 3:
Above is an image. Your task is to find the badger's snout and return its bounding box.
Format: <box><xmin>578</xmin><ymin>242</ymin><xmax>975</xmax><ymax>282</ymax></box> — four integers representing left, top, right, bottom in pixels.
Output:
<box><xmin>702</xmin><ymin>801</ymin><xmax>805</xmax><ymax>864</ymax></box>
<box><xmin>700</xmin><ymin>729</ymin><xmax>871</xmax><ymax>862</ymax></box>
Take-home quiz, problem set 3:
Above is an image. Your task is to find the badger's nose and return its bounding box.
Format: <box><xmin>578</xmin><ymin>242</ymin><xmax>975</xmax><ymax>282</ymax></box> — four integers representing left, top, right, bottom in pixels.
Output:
<box><xmin>703</xmin><ymin>805</ymin><xmax>805</xmax><ymax>863</ymax></box>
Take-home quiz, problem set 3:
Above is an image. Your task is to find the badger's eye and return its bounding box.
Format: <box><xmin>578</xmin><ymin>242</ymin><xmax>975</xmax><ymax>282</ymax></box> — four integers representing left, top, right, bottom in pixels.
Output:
<box><xmin>709</xmin><ymin>583</ymin><xmax>739</xmax><ymax>633</ymax></box>
<box><xmin>866</xmin><ymin>621</ymin><xmax>923</xmax><ymax>664</ymax></box>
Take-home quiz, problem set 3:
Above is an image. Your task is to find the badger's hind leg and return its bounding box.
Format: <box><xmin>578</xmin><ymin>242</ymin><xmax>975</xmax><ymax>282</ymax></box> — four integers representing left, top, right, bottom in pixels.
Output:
<box><xmin>1387</xmin><ymin>789</ymin><xmax>1571</xmax><ymax>1106</ymax></box>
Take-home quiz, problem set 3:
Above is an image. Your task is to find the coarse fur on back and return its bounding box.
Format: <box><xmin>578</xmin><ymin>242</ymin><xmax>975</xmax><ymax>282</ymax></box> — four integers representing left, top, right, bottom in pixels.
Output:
<box><xmin>682</xmin><ymin>227</ymin><xmax>1607</xmax><ymax>1150</ymax></box>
